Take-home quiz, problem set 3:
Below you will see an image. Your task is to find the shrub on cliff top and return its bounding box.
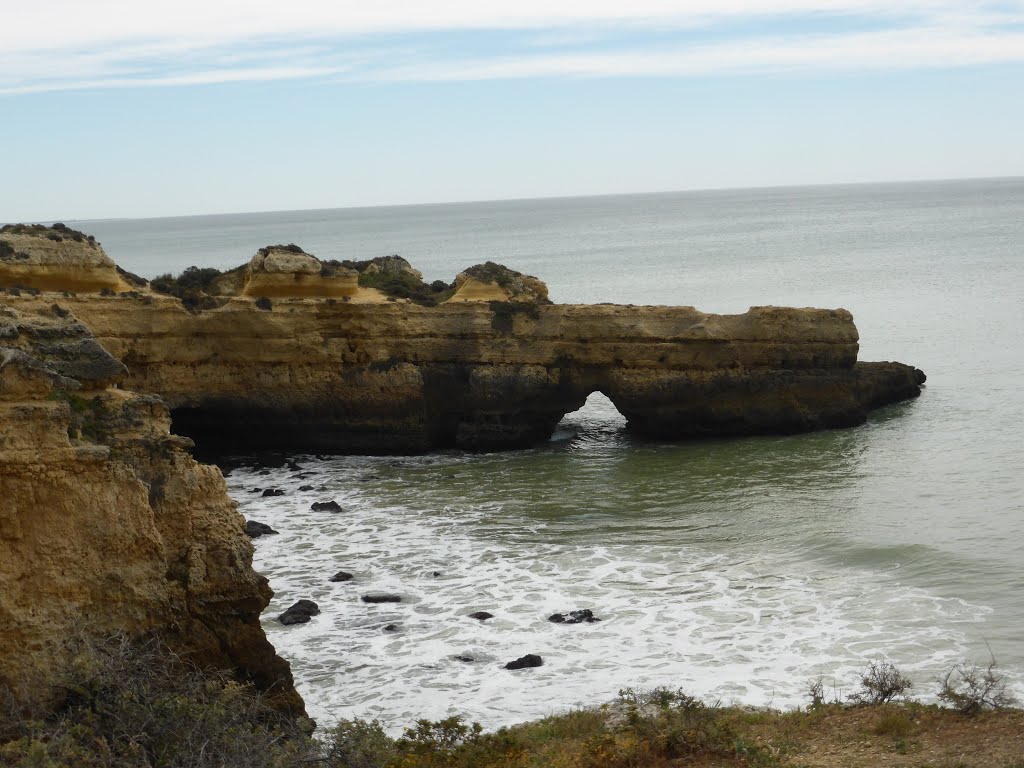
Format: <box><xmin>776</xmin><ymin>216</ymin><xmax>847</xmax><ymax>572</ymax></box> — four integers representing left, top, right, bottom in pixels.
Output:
<box><xmin>938</xmin><ymin>658</ymin><xmax>1017</xmax><ymax>715</ymax></box>
<box><xmin>358</xmin><ymin>270</ymin><xmax>455</xmax><ymax>306</ymax></box>
<box><xmin>115</xmin><ymin>264</ymin><xmax>148</xmax><ymax>288</ymax></box>
<box><xmin>151</xmin><ymin>266</ymin><xmax>228</xmax><ymax>311</ymax></box>
<box><xmin>462</xmin><ymin>261</ymin><xmax>521</xmax><ymax>289</ymax></box>
<box><xmin>0</xmin><ymin>632</ymin><xmax>314</xmax><ymax>768</ymax></box>
<box><xmin>257</xmin><ymin>243</ymin><xmax>306</xmax><ymax>258</ymax></box>
<box><xmin>0</xmin><ymin>222</ymin><xmax>95</xmax><ymax>245</ymax></box>
<box><xmin>847</xmin><ymin>660</ymin><xmax>914</xmax><ymax>705</ymax></box>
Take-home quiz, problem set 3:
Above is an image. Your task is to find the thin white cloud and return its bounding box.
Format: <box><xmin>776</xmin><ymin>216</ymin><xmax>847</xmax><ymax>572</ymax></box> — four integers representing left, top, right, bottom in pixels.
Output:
<box><xmin>0</xmin><ymin>1</ymin><xmax>979</xmax><ymax>51</ymax></box>
<box><xmin>2</xmin><ymin>1</ymin><xmax>1023</xmax><ymax>94</ymax></box>
<box><xmin>363</xmin><ymin>27</ymin><xmax>1024</xmax><ymax>82</ymax></box>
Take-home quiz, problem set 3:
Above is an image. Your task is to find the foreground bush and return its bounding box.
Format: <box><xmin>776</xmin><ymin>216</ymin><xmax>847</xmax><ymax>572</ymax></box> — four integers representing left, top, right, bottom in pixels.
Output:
<box><xmin>3</xmin><ymin>641</ymin><xmax>1021</xmax><ymax>767</ymax></box>
<box><xmin>0</xmin><ymin>633</ymin><xmax>314</xmax><ymax>768</ymax></box>
<box><xmin>938</xmin><ymin>658</ymin><xmax>1018</xmax><ymax>715</ymax></box>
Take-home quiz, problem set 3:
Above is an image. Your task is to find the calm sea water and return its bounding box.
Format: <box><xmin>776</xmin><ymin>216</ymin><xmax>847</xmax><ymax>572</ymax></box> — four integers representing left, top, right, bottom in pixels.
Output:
<box><xmin>78</xmin><ymin>178</ymin><xmax>1024</xmax><ymax>729</ymax></box>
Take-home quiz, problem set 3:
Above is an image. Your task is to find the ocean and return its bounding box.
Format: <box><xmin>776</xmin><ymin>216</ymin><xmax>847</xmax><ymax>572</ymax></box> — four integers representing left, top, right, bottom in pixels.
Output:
<box><xmin>76</xmin><ymin>177</ymin><xmax>1024</xmax><ymax>729</ymax></box>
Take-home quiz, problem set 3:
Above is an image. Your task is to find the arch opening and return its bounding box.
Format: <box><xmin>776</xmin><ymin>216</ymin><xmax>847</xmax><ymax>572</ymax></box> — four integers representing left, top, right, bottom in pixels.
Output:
<box><xmin>550</xmin><ymin>390</ymin><xmax>628</xmax><ymax>443</ymax></box>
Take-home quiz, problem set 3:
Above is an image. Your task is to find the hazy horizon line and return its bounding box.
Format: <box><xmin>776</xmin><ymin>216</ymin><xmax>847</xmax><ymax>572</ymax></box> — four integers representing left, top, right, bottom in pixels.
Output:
<box><xmin>14</xmin><ymin>173</ymin><xmax>1021</xmax><ymax>228</ymax></box>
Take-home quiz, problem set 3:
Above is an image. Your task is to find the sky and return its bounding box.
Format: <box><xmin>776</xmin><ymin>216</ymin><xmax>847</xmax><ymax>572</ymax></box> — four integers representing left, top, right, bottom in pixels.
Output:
<box><xmin>2</xmin><ymin>1</ymin><xmax>1023</xmax><ymax>221</ymax></box>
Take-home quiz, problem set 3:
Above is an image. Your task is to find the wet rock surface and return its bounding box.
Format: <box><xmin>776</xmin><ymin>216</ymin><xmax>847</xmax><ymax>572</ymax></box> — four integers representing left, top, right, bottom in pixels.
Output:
<box><xmin>549</xmin><ymin>609</ymin><xmax>601</xmax><ymax>624</ymax></box>
<box><xmin>311</xmin><ymin>500</ymin><xmax>343</xmax><ymax>513</ymax></box>
<box><xmin>468</xmin><ymin>611</ymin><xmax>494</xmax><ymax>621</ymax></box>
<box><xmin>505</xmin><ymin>654</ymin><xmax>543</xmax><ymax>670</ymax></box>
<box><xmin>329</xmin><ymin>571</ymin><xmax>354</xmax><ymax>583</ymax></box>
<box><xmin>279</xmin><ymin>600</ymin><xmax>320</xmax><ymax>625</ymax></box>
<box><xmin>244</xmin><ymin>520</ymin><xmax>278</xmax><ymax>538</ymax></box>
<box><xmin>362</xmin><ymin>594</ymin><xmax>402</xmax><ymax>604</ymax></box>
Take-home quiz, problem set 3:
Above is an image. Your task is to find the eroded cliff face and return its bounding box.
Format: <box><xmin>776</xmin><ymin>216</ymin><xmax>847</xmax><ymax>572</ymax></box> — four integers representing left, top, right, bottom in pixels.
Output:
<box><xmin>1</xmin><ymin>225</ymin><xmax>925</xmax><ymax>454</ymax></box>
<box><xmin>0</xmin><ymin>223</ymin><xmax>925</xmax><ymax>718</ymax></box>
<box><xmin>0</xmin><ymin>300</ymin><xmax>302</xmax><ymax>714</ymax></box>
<box><xmin>40</xmin><ymin>293</ymin><xmax>923</xmax><ymax>453</ymax></box>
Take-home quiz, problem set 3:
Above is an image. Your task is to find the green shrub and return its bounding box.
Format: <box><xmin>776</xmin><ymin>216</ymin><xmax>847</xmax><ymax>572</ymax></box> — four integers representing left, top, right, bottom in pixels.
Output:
<box><xmin>0</xmin><ymin>223</ymin><xmax>94</xmax><ymax>245</ymax></box>
<box><xmin>323</xmin><ymin>718</ymin><xmax>397</xmax><ymax>768</ymax></box>
<box><xmin>257</xmin><ymin>243</ymin><xmax>305</xmax><ymax>257</ymax></box>
<box><xmin>0</xmin><ymin>632</ymin><xmax>314</xmax><ymax>768</ymax></box>
<box><xmin>873</xmin><ymin>708</ymin><xmax>915</xmax><ymax>738</ymax></box>
<box><xmin>115</xmin><ymin>265</ymin><xmax>148</xmax><ymax>287</ymax></box>
<box><xmin>462</xmin><ymin>262</ymin><xmax>518</xmax><ymax>289</ymax></box>
<box><xmin>150</xmin><ymin>266</ymin><xmax>231</xmax><ymax>311</ymax></box>
<box><xmin>359</xmin><ymin>270</ymin><xmax>454</xmax><ymax>306</ymax></box>
<box><xmin>606</xmin><ymin>686</ymin><xmax>749</xmax><ymax>763</ymax></box>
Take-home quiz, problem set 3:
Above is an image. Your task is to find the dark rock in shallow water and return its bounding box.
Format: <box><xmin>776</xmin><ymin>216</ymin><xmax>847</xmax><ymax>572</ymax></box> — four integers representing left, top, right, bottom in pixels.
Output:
<box><xmin>287</xmin><ymin>461</ymin><xmax>303</xmax><ymax>471</ymax></box>
<box><xmin>311</xmin><ymin>500</ymin><xmax>343</xmax><ymax>513</ymax></box>
<box><xmin>468</xmin><ymin>611</ymin><xmax>494</xmax><ymax>621</ymax></box>
<box><xmin>548</xmin><ymin>609</ymin><xmax>601</xmax><ymax>624</ymax></box>
<box><xmin>329</xmin><ymin>571</ymin><xmax>354</xmax><ymax>583</ymax></box>
<box><xmin>298</xmin><ymin>484</ymin><xmax>315</xmax><ymax>491</ymax></box>
<box><xmin>505</xmin><ymin>654</ymin><xmax>543</xmax><ymax>670</ymax></box>
<box><xmin>383</xmin><ymin>624</ymin><xmax>399</xmax><ymax>632</ymax></box>
<box><xmin>244</xmin><ymin>520</ymin><xmax>278</xmax><ymax>538</ymax></box>
<box><xmin>261</xmin><ymin>488</ymin><xmax>285</xmax><ymax>497</ymax></box>
<box><xmin>278</xmin><ymin>599</ymin><xmax>319</xmax><ymax>625</ymax></box>
<box><xmin>361</xmin><ymin>593</ymin><xmax>402</xmax><ymax>604</ymax></box>
<box><xmin>454</xmin><ymin>655</ymin><xmax>475</xmax><ymax>663</ymax></box>
<box><xmin>432</xmin><ymin>571</ymin><xmax>442</xmax><ymax>577</ymax></box>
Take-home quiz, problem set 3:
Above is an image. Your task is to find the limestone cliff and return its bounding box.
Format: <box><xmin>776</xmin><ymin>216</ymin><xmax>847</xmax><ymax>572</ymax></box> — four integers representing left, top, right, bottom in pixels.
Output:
<box><xmin>43</xmin><ymin>290</ymin><xmax>922</xmax><ymax>454</ymax></box>
<box><xmin>0</xmin><ymin>300</ymin><xmax>302</xmax><ymax>714</ymax></box>
<box><xmin>0</xmin><ymin>224</ymin><xmax>133</xmax><ymax>293</ymax></box>
<box><xmin>242</xmin><ymin>245</ymin><xmax>358</xmax><ymax>298</ymax></box>
<box><xmin>0</xmin><ymin>224</ymin><xmax>926</xmax><ymax>717</ymax></box>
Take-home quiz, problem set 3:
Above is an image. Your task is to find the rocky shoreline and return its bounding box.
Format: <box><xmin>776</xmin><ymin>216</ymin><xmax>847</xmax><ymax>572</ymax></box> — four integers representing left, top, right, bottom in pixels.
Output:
<box><xmin>0</xmin><ymin>222</ymin><xmax>926</xmax><ymax>719</ymax></box>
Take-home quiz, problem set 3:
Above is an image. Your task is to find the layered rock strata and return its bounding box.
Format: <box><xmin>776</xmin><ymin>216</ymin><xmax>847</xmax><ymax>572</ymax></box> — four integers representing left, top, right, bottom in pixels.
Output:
<box><xmin>48</xmin><ymin>295</ymin><xmax>924</xmax><ymax>453</ymax></box>
<box><xmin>0</xmin><ymin>223</ymin><xmax>132</xmax><ymax>293</ymax></box>
<box><xmin>0</xmin><ymin>300</ymin><xmax>302</xmax><ymax>714</ymax></box>
<box><xmin>1</xmin><ymin>224</ymin><xmax>925</xmax><ymax>455</ymax></box>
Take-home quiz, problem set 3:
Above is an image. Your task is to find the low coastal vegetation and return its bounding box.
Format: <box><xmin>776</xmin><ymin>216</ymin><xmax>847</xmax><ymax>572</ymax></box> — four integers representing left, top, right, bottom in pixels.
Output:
<box><xmin>0</xmin><ymin>222</ymin><xmax>98</xmax><ymax>246</ymax></box>
<box><xmin>150</xmin><ymin>265</ymin><xmax>236</xmax><ymax>311</ymax></box>
<box><xmin>356</xmin><ymin>268</ymin><xmax>455</xmax><ymax>306</ymax></box>
<box><xmin>149</xmin><ymin>252</ymin><xmax>458</xmax><ymax>308</ymax></box>
<box><xmin>2</xmin><ymin>634</ymin><xmax>1020</xmax><ymax>767</ymax></box>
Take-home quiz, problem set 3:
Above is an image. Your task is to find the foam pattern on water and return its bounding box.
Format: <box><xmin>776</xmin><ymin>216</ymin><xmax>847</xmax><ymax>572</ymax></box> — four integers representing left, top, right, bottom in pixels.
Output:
<box><xmin>227</xmin><ymin>452</ymin><xmax>994</xmax><ymax>731</ymax></box>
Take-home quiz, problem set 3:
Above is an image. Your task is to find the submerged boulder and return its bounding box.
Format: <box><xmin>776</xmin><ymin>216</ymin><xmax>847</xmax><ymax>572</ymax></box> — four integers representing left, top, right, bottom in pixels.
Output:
<box><xmin>548</xmin><ymin>609</ymin><xmax>601</xmax><ymax>624</ymax></box>
<box><xmin>361</xmin><ymin>593</ymin><xmax>402</xmax><ymax>604</ymax></box>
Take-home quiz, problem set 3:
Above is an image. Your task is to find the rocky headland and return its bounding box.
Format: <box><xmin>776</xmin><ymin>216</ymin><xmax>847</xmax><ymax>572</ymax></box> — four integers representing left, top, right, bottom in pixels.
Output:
<box><xmin>0</xmin><ymin>223</ymin><xmax>925</xmax><ymax>718</ymax></box>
